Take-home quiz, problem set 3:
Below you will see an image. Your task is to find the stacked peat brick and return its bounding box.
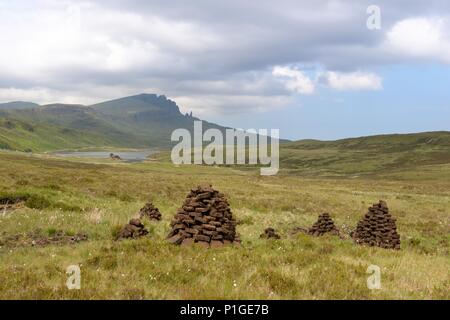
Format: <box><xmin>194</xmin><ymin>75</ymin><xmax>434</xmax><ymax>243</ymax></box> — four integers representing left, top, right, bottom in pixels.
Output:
<box><xmin>352</xmin><ymin>200</ymin><xmax>400</xmax><ymax>250</ymax></box>
<box><xmin>115</xmin><ymin>218</ymin><xmax>149</xmax><ymax>240</ymax></box>
<box><xmin>260</xmin><ymin>228</ymin><xmax>281</xmax><ymax>239</ymax></box>
<box><xmin>308</xmin><ymin>213</ymin><xmax>340</xmax><ymax>236</ymax></box>
<box><xmin>139</xmin><ymin>202</ymin><xmax>162</xmax><ymax>221</ymax></box>
<box><xmin>167</xmin><ymin>185</ymin><xmax>240</xmax><ymax>247</ymax></box>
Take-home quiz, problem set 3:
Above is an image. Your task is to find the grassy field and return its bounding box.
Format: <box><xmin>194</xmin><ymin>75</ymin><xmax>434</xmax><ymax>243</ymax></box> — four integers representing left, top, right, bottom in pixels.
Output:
<box><xmin>0</xmin><ymin>150</ymin><xmax>448</xmax><ymax>299</ymax></box>
<box><xmin>280</xmin><ymin>131</ymin><xmax>450</xmax><ymax>177</ymax></box>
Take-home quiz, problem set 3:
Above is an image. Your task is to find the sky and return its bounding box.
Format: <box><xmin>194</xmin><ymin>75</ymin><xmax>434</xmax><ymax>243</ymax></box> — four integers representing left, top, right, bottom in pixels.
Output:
<box><xmin>0</xmin><ymin>0</ymin><xmax>449</xmax><ymax>140</ymax></box>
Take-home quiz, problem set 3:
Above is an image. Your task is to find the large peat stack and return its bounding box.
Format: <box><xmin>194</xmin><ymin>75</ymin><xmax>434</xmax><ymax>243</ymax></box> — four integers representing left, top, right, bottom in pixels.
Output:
<box><xmin>167</xmin><ymin>185</ymin><xmax>240</xmax><ymax>247</ymax></box>
<box><xmin>308</xmin><ymin>213</ymin><xmax>340</xmax><ymax>236</ymax></box>
<box><xmin>139</xmin><ymin>202</ymin><xmax>162</xmax><ymax>221</ymax></box>
<box><xmin>352</xmin><ymin>200</ymin><xmax>400</xmax><ymax>250</ymax></box>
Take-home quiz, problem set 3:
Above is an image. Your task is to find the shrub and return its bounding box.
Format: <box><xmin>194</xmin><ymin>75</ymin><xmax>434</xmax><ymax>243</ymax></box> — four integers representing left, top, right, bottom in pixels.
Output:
<box><xmin>408</xmin><ymin>237</ymin><xmax>421</xmax><ymax>247</ymax></box>
<box><xmin>119</xmin><ymin>194</ymin><xmax>133</xmax><ymax>202</ymax></box>
<box><xmin>3</xmin><ymin>121</ymin><xmax>15</xmax><ymax>129</ymax></box>
<box><xmin>21</xmin><ymin>123</ymin><xmax>34</xmax><ymax>132</ymax></box>
<box><xmin>0</xmin><ymin>142</ymin><xmax>12</xmax><ymax>150</ymax></box>
<box><xmin>0</xmin><ymin>191</ymin><xmax>29</xmax><ymax>204</ymax></box>
<box><xmin>25</xmin><ymin>195</ymin><xmax>51</xmax><ymax>209</ymax></box>
<box><xmin>43</xmin><ymin>184</ymin><xmax>62</xmax><ymax>191</ymax></box>
<box><xmin>15</xmin><ymin>180</ymin><xmax>29</xmax><ymax>186</ymax></box>
<box><xmin>111</xmin><ymin>225</ymin><xmax>123</xmax><ymax>239</ymax></box>
<box><xmin>55</xmin><ymin>202</ymin><xmax>82</xmax><ymax>212</ymax></box>
<box><xmin>46</xmin><ymin>227</ymin><xmax>57</xmax><ymax>236</ymax></box>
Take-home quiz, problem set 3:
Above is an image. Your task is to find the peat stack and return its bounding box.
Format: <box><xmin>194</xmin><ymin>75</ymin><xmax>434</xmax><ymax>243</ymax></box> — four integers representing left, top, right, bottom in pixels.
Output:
<box><xmin>115</xmin><ymin>218</ymin><xmax>149</xmax><ymax>240</ymax></box>
<box><xmin>167</xmin><ymin>185</ymin><xmax>240</xmax><ymax>247</ymax></box>
<box><xmin>352</xmin><ymin>200</ymin><xmax>400</xmax><ymax>250</ymax></box>
<box><xmin>109</xmin><ymin>153</ymin><xmax>122</xmax><ymax>160</ymax></box>
<box><xmin>139</xmin><ymin>202</ymin><xmax>162</xmax><ymax>221</ymax></box>
<box><xmin>308</xmin><ymin>213</ymin><xmax>340</xmax><ymax>236</ymax></box>
<box><xmin>260</xmin><ymin>228</ymin><xmax>281</xmax><ymax>239</ymax></box>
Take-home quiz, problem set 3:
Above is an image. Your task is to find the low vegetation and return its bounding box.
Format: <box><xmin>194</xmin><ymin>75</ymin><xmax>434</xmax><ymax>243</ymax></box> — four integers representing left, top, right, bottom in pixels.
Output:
<box><xmin>280</xmin><ymin>131</ymin><xmax>450</xmax><ymax>176</ymax></box>
<box><xmin>0</xmin><ymin>149</ymin><xmax>448</xmax><ymax>299</ymax></box>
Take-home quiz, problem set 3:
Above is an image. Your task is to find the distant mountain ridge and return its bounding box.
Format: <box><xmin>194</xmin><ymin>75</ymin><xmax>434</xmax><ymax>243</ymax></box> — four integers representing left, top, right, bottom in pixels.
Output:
<box><xmin>91</xmin><ymin>93</ymin><xmax>181</xmax><ymax>116</ymax></box>
<box><xmin>0</xmin><ymin>101</ymin><xmax>40</xmax><ymax>110</ymax></box>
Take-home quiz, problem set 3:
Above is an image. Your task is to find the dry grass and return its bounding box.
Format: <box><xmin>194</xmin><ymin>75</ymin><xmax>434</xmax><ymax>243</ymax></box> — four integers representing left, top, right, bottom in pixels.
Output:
<box><xmin>0</xmin><ymin>151</ymin><xmax>448</xmax><ymax>299</ymax></box>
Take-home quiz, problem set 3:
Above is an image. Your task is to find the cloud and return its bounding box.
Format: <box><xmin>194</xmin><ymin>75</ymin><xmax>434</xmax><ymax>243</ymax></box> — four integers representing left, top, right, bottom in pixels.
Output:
<box><xmin>0</xmin><ymin>1</ymin><xmax>219</xmax><ymax>80</ymax></box>
<box><xmin>272</xmin><ymin>66</ymin><xmax>315</xmax><ymax>94</ymax></box>
<box><xmin>0</xmin><ymin>86</ymin><xmax>136</xmax><ymax>105</ymax></box>
<box><xmin>0</xmin><ymin>1</ymin><xmax>450</xmax><ymax>116</ymax></box>
<box><xmin>174</xmin><ymin>94</ymin><xmax>292</xmax><ymax>116</ymax></box>
<box><xmin>385</xmin><ymin>17</ymin><xmax>450</xmax><ymax>63</ymax></box>
<box><xmin>0</xmin><ymin>87</ymin><xmax>58</xmax><ymax>104</ymax></box>
<box><xmin>319</xmin><ymin>71</ymin><xmax>382</xmax><ymax>91</ymax></box>
<box><xmin>273</xmin><ymin>66</ymin><xmax>382</xmax><ymax>92</ymax></box>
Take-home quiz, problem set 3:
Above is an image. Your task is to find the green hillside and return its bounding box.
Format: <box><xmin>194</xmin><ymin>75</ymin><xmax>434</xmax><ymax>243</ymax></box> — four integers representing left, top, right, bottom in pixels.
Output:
<box><xmin>0</xmin><ymin>118</ymin><xmax>139</xmax><ymax>152</ymax></box>
<box><xmin>280</xmin><ymin>131</ymin><xmax>450</xmax><ymax>177</ymax></box>
<box><xmin>0</xmin><ymin>94</ymin><xmax>232</xmax><ymax>151</ymax></box>
<box><xmin>0</xmin><ymin>94</ymin><xmax>449</xmax><ymax>176</ymax></box>
<box><xmin>90</xmin><ymin>94</ymin><xmax>231</xmax><ymax>146</ymax></box>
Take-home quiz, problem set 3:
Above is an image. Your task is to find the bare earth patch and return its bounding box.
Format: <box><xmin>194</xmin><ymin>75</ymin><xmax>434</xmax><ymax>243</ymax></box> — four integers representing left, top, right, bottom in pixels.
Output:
<box><xmin>0</xmin><ymin>230</ymin><xmax>88</xmax><ymax>248</ymax></box>
<box><xmin>0</xmin><ymin>201</ymin><xmax>24</xmax><ymax>215</ymax></box>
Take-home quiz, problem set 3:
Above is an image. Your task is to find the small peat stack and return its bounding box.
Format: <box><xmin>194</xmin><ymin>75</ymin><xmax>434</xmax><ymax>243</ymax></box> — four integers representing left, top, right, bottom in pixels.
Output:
<box><xmin>260</xmin><ymin>228</ymin><xmax>281</xmax><ymax>239</ymax></box>
<box><xmin>109</xmin><ymin>153</ymin><xmax>122</xmax><ymax>160</ymax></box>
<box><xmin>308</xmin><ymin>213</ymin><xmax>340</xmax><ymax>236</ymax></box>
<box><xmin>115</xmin><ymin>218</ymin><xmax>149</xmax><ymax>240</ymax></box>
<box><xmin>167</xmin><ymin>185</ymin><xmax>240</xmax><ymax>247</ymax></box>
<box><xmin>139</xmin><ymin>202</ymin><xmax>162</xmax><ymax>221</ymax></box>
<box><xmin>352</xmin><ymin>200</ymin><xmax>400</xmax><ymax>250</ymax></box>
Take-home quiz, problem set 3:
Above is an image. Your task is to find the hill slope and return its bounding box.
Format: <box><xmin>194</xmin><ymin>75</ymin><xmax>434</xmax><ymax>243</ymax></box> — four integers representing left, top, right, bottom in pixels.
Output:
<box><xmin>0</xmin><ymin>117</ymin><xmax>142</xmax><ymax>151</ymax></box>
<box><xmin>280</xmin><ymin>131</ymin><xmax>450</xmax><ymax>176</ymax></box>
<box><xmin>90</xmin><ymin>94</ymin><xmax>230</xmax><ymax>146</ymax></box>
<box><xmin>0</xmin><ymin>104</ymin><xmax>146</xmax><ymax>151</ymax></box>
<box><xmin>1</xmin><ymin>94</ymin><xmax>448</xmax><ymax>175</ymax></box>
<box><xmin>0</xmin><ymin>94</ymin><xmax>230</xmax><ymax>151</ymax></box>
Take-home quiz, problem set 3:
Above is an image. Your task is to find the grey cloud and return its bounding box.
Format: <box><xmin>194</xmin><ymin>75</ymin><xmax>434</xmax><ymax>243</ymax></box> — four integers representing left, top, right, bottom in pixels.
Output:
<box><xmin>1</xmin><ymin>0</ymin><xmax>450</xmax><ymax>112</ymax></box>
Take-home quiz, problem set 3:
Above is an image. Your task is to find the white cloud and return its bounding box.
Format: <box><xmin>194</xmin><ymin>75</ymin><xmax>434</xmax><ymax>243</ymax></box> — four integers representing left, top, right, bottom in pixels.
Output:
<box><xmin>319</xmin><ymin>71</ymin><xmax>382</xmax><ymax>91</ymax></box>
<box><xmin>0</xmin><ymin>87</ymin><xmax>57</xmax><ymax>104</ymax></box>
<box><xmin>1</xmin><ymin>1</ymin><xmax>449</xmax><ymax>114</ymax></box>
<box><xmin>272</xmin><ymin>66</ymin><xmax>315</xmax><ymax>94</ymax></box>
<box><xmin>0</xmin><ymin>1</ymin><xmax>219</xmax><ymax>80</ymax></box>
<box><xmin>272</xmin><ymin>67</ymin><xmax>382</xmax><ymax>92</ymax></box>
<box><xmin>0</xmin><ymin>85</ymin><xmax>158</xmax><ymax>105</ymax></box>
<box><xmin>385</xmin><ymin>17</ymin><xmax>450</xmax><ymax>63</ymax></box>
<box><xmin>174</xmin><ymin>94</ymin><xmax>292</xmax><ymax>116</ymax></box>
